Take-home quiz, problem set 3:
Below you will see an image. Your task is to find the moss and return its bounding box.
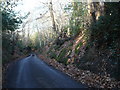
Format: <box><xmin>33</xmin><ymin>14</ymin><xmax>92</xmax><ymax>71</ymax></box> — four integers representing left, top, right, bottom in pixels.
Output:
<box><xmin>58</xmin><ymin>57</ymin><xmax>68</xmax><ymax>65</ymax></box>
<box><xmin>63</xmin><ymin>57</ymin><xmax>68</xmax><ymax>65</ymax></box>
<box><xmin>53</xmin><ymin>45</ymin><xmax>60</xmax><ymax>50</ymax></box>
<box><xmin>56</xmin><ymin>48</ymin><xmax>67</xmax><ymax>64</ymax></box>
<box><xmin>49</xmin><ymin>51</ymin><xmax>57</xmax><ymax>59</ymax></box>
<box><xmin>69</xmin><ymin>42</ymin><xmax>73</xmax><ymax>46</ymax></box>
<box><xmin>75</xmin><ymin>42</ymin><xmax>83</xmax><ymax>55</ymax></box>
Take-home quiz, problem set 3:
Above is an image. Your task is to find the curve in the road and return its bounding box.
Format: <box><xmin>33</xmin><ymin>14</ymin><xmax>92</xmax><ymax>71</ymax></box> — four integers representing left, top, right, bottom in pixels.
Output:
<box><xmin>4</xmin><ymin>54</ymin><xmax>87</xmax><ymax>88</ymax></box>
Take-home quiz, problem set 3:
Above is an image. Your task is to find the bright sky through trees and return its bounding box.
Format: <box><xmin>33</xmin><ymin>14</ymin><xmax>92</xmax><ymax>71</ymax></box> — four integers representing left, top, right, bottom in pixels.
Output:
<box><xmin>15</xmin><ymin>0</ymin><xmax>69</xmax><ymax>14</ymax></box>
<box><xmin>14</xmin><ymin>0</ymin><xmax>69</xmax><ymax>36</ymax></box>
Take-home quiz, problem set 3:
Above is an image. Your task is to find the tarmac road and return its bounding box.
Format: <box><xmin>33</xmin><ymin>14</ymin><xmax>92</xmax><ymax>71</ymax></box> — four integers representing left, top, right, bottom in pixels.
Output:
<box><xmin>4</xmin><ymin>54</ymin><xmax>87</xmax><ymax>88</ymax></box>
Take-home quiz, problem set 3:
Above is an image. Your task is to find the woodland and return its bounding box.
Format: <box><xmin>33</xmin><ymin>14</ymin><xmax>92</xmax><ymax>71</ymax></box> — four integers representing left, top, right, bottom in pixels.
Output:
<box><xmin>1</xmin><ymin>0</ymin><xmax>120</xmax><ymax>88</ymax></box>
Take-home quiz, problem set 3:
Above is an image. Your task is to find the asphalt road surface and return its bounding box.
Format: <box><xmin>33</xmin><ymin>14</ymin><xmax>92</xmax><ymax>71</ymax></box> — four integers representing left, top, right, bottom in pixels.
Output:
<box><xmin>4</xmin><ymin>54</ymin><xmax>87</xmax><ymax>88</ymax></box>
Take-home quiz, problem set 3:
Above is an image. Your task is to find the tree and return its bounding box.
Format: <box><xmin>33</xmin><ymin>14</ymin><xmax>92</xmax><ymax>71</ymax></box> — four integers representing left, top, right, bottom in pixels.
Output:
<box><xmin>49</xmin><ymin>0</ymin><xmax>57</xmax><ymax>33</ymax></box>
<box><xmin>1</xmin><ymin>0</ymin><xmax>23</xmax><ymax>59</ymax></box>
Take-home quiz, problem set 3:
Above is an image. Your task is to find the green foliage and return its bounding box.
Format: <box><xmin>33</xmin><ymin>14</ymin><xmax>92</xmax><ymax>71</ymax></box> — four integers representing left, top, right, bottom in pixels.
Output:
<box><xmin>84</xmin><ymin>2</ymin><xmax>120</xmax><ymax>80</ymax></box>
<box><xmin>65</xmin><ymin>2</ymin><xmax>88</xmax><ymax>37</ymax></box>
<box><xmin>90</xmin><ymin>3</ymin><xmax>120</xmax><ymax>48</ymax></box>
<box><xmin>49</xmin><ymin>51</ymin><xmax>57</xmax><ymax>59</ymax></box>
<box><xmin>1</xmin><ymin>0</ymin><xmax>23</xmax><ymax>65</ymax></box>
<box><xmin>75</xmin><ymin>42</ymin><xmax>83</xmax><ymax>55</ymax></box>
<box><xmin>0</xmin><ymin>1</ymin><xmax>22</xmax><ymax>31</ymax></box>
<box><xmin>2</xmin><ymin>50</ymin><xmax>12</xmax><ymax>64</ymax></box>
<box><xmin>56</xmin><ymin>48</ymin><xmax>68</xmax><ymax>65</ymax></box>
<box><xmin>53</xmin><ymin>45</ymin><xmax>60</xmax><ymax>50</ymax></box>
<box><xmin>69</xmin><ymin>42</ymin><xmax>73</xmax><ymax>46</ymax></box>
<box><xmin>2</xmin><ymin>11</ymin><xmax>22</xmax><ymax>31</ymax></box>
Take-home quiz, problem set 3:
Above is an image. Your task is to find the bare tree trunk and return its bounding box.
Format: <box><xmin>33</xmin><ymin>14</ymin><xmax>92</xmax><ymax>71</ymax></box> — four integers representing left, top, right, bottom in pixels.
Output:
<box><xmin>49</xmin><ymin>0</ymin><xmax>57</xmax><ymax>33</ymax></box>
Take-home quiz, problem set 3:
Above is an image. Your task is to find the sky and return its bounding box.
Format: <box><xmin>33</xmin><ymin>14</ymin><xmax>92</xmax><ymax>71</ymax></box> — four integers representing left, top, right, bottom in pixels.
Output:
<box><xmin>14</xmin><ymin>0</ymin><xmax>70</xmax><ymax>36</ymax></box>
<box><xmin>15</xmin><ymin>0</ymin><xmax>70</xmax><ymax>14</ymax></box>
<box><xmin>15</xmin><ymin>0</ymin><xmax>41</xmax><ymax>15</ymax></box>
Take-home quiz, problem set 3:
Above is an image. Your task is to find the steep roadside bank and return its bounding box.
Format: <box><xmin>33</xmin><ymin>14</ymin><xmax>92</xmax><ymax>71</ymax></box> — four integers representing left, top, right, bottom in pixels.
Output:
<box><xmin>38</xmin><ymin>54</ymin><xmax>120</xmax><ymax>88</ymax></box>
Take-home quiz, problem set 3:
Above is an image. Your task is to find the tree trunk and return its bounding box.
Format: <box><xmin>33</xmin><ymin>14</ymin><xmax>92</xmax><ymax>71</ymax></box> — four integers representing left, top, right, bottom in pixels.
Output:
<box><xmin>49</xmin><ymin>0</ymin><xmax>57</xmax><ymax>33</ymax></box>
<box><xmin>87</xmin><ymin>1</ymin><xmax>104</xmax><ymax>23</ymax></box>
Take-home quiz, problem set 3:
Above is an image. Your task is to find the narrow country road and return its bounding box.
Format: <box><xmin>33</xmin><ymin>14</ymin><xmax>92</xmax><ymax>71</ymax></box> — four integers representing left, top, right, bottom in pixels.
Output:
<box><xmin>4</xmin><ymin>54</ymin><xmax>87</xmax><ymax>88</ymax></box>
